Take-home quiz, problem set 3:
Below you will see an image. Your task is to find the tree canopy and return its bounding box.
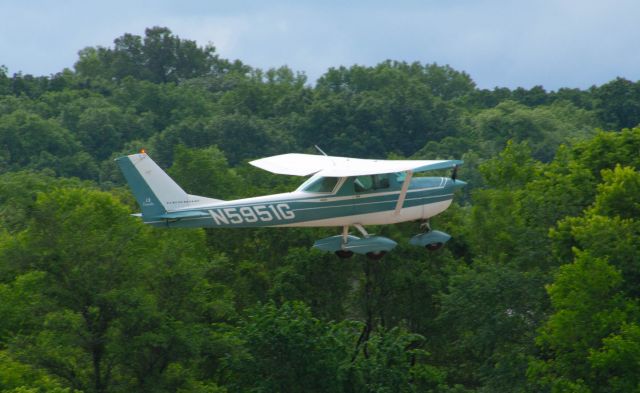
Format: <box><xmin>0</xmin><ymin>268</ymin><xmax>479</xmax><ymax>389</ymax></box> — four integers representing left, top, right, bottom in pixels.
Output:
<box><xmin>1</xmin><ymin>26</ymin><xmax>640</xmax><ymax>392</ymax></box>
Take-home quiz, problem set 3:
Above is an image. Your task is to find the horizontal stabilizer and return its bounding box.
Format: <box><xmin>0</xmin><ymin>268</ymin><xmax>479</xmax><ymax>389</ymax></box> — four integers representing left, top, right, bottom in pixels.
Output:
<box><xmin>157</xmin><ymin>210</ymin><xmax>211</xmax><ymax>220</ymax></box>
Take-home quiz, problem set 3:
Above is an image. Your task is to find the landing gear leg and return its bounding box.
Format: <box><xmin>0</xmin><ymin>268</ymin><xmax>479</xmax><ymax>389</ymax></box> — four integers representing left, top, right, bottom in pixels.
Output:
<box><xmin>420</xmin><ymin>220</ymin><xmax>439</xmax><ymax>250</ymax></box>
<box><xmin>321</xmin><ymin>224</ymin><xmax>393</xmax><ymax>259</ymax></box>
<box><xmin>342</xmin><ymin>225</ymin><xmax>350</xmax><ymax>243</ymax></box>
<box><xmin>354</xmin><ymin>223</ymin><xmax>369</xmax><ymax>237</ymax></box>
<box><xmin>336</xmin><ymin>225</ymin><xmax>354</xmax><ymax>259</ymax></box>
<box><xmin>354</xmin><ymin>224</ymin><xmax>387</xmax><ymax>260</ymax></box>
<box><xmin>419</xmin><ymin>219</ymin><xmax>432</xmax><ymax>233</ymax></box>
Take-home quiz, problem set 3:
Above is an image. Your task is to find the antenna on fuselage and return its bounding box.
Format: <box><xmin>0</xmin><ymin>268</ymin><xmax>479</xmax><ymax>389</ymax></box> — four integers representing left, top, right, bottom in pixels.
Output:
<box><xmin>314</xmin><ymin>145</ymin><xmax>328</xmax><ymax>156</ymax></box>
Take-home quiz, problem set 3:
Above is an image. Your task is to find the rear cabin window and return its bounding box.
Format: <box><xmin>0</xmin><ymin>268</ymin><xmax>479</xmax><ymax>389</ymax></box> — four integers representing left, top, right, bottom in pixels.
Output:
<box><xmin>302</xmin><ymin>176</ymin><xmax>339</xmax><ymax>193</ymax></box>
<box><xmin>354</xmin><ymin>174</ymin><xmax>390</xmax><ymax>192</ymax></box>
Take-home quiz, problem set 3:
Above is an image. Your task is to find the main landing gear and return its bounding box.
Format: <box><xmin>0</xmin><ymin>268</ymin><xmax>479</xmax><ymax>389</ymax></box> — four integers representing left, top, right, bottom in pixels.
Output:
<box><xmin>313</xmin><ymin>221</ymin><xmax>452</xmax><ymax>259</ymax></box>
<box><xmin>313</xmin><ymin>224</ymin><xmax>397</xmax><ymax>260</ymax></box>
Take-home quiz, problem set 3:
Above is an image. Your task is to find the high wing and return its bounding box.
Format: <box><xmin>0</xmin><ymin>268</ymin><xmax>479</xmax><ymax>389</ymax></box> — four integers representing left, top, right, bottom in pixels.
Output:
<box><xmin>249</xmin><ymin>153</ymin><xmax>462</xmax><ymax>177</ymax></box>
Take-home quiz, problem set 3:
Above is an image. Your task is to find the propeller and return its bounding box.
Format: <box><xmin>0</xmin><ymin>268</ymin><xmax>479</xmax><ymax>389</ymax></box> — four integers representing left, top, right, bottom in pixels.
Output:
<box><xmin>451</xmin><ymin>165</ymin><xmax>458</xmax><ymax>182</ymax></box>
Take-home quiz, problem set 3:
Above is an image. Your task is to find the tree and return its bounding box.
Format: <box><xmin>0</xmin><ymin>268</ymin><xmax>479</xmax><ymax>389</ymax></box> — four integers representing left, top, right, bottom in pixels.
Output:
<box><xmin>591</xmin><ymin>165</ymin><xmax>640</xmax><ymax>220</ymax></box>
<box><xmin>589</xmin><ymin>322</ymin><xmax>640</xmax><ymax>392</ymax></box>
<box><xmin>0</xmin><ymin>110</ymin><xmax>80</xmax><ymax>173</ymax></box>
<box><xmin>438</xmin><ymin>262</ymin><xmax>548</xmax><ymax>392</ymax></box>
<box><xmin>528</xmin><ymin>252</ymin><xmax>635</xmax><ymax>393</ymax></box>
<box><xmin>270</xmin><ymin>247</ymin><xmax>358</xmax><ymax>321</ymax></box>
<box><xmin>74</xmin><ymin>27</ymin><xmax>233</xmax><ymax>84</ymax></box>
<box><xmin>571</xmin><ymin>127</ymin><xmax>640</xmax><ymax>181</ymax></box>
<box><xmin>168</xmin><ymin>145</ymin><xmax>242</xmax><ymax>199</ymax></box>
<box><xmin>551</xmin><ymin>166</ymin><xmax>640</xmax><ymax>297</ymax></box>
<box><xmin>0</xmin><ymin>188</ymin><xmax>232</xmax><ymax>392</ymax></box>
<box><xmin>0</xmin><ymin>350</ymin><xmax>72</xmax><ymax>393</ymax></box>
<box><xmin>531</xmin><ymin>164</ymin><xmax>640</xmax><ymax>392</ymax></box>
<box><xmin>0</xmin><ymin>170</ymin><xmax>90</xmax><ymax>232</ymax></box>
<box><xmin>349</xmin><ymin>325</ymin><xmax>447</xmax><ymax>393</ymax></box>
<box><xmin>593</xmin><ymin>77</ymin><xmax>640</xmax><ymax>130</ymax></box>
<box><xmin>223</xmin><ymin>301</ymin><xmax>347</xmax><ymax>393</ymax></box>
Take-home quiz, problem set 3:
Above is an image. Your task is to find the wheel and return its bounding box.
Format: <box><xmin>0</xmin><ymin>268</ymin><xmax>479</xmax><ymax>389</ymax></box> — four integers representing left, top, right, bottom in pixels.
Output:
<box><xmin>335</xmin><ymin>250</ymin><xmax>354</xmax><ymax>259</ymax></box>
<box><xmin>366</xmin><ymin>251</ymin><xmax>387</xmax><ymax>260</ymax></box>
<box><xmin>425</xmin><ymin>242</ymin><xmax>443</xmax><ymax>251</ymax></box>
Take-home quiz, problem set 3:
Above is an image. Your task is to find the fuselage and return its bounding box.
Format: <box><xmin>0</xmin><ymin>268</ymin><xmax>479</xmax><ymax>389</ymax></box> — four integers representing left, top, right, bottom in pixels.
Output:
<box><xmin>144</xmin><ymin>174</ymin><xmax>466</xmax><ymax>229</ymax></box>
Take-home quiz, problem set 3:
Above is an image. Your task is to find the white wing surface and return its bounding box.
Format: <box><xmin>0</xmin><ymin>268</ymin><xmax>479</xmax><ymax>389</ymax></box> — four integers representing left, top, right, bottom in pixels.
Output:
<box><xmin>249</xmin><ymin>153</ymin><xmax>462</xmax><ymax>177</ymax></box>
<box><xmin>249</xmin><ymin>153</ymin><xmax>334</xmax><ymax>176</ymax></box>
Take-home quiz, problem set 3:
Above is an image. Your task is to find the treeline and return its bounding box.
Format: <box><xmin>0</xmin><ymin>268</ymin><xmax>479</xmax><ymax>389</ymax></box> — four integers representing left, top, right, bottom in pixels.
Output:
<box><xmin>1</xmin><ymin>26</ymin><xmax>639</xmax><ymax>392</ymax></box>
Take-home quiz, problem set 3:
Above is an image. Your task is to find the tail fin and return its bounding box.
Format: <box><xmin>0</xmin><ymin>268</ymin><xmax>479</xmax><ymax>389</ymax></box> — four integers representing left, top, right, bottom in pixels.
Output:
<box><xmin>115</xmin><ymin>153</ymin><xmax>221</xmax><ymax>220</ymax></box>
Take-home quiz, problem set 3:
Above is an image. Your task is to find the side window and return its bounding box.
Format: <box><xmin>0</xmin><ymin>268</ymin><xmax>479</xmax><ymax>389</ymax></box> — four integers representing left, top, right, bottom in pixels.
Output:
<box><xmin>374</xmin><ymin>174</ymin><xmax>390</xmax><ymax>189</ymax></box>
<box><xmin>354</xmin><ymin>174</ymin><xmax>390</xmax><ymax>193</ymax></box>
<box><xmin>354</xmin><ymin>176</ymin><xmax>373</xmax><ymax>192</ymax></box>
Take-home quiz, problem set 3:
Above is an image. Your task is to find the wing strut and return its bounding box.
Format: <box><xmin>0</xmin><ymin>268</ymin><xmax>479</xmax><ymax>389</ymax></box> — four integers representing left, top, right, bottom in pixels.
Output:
<box><xmin>394</xmin><ymin>170</ymin><xmax>413</xmax><ymax>215</ymax></box>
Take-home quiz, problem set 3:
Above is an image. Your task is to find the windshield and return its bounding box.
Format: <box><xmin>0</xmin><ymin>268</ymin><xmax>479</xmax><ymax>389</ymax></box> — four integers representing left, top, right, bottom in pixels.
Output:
<box><xmin>300</xmin><ymin>176</ymin><xmax>339</xmax><ymax>193</ymax></box>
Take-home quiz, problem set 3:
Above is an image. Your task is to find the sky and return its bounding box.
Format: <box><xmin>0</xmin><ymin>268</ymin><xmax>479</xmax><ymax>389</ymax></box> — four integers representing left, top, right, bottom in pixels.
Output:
<box><xmin>1</xmin><ymin>0</ymin><xmax>639</xmax><ymax>90</ymax></box>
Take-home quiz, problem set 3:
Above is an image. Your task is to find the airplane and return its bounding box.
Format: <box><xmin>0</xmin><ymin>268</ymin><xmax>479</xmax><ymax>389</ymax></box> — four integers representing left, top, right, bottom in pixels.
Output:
<box><xmin>115</xmin><ymin>151</ymin><xmax>465</xmax><ymax>259</ymax></box>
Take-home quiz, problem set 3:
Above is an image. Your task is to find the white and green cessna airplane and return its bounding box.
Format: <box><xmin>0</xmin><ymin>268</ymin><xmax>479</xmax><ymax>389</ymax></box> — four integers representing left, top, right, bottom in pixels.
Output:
<box><xmin>116</xmin><ymin>151</ymin><xmax>465</xmax><ymax>259</ymax></box>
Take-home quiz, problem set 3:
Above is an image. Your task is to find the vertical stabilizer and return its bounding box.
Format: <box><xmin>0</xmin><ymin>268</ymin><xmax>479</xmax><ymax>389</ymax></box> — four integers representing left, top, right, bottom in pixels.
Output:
<box><xmin>115</xmin><ymin>153</ymin><xmax>189</xmax><ymax>219</ymax></box>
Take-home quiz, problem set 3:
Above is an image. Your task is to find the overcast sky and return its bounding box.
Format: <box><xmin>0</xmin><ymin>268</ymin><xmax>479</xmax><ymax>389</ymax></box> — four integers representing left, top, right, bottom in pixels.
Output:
<box><xmin>1</xmin><ymin>0</ymin><xmax>639</xmax><ymax>90</ymax></box>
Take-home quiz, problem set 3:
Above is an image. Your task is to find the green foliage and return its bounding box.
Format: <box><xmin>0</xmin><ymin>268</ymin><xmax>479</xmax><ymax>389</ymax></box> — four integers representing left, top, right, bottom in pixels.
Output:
<box><xmin>0</xmin><ymin>188</ymin><xmax>234</xmax><ymax>392</ymax></box>
<box><xmin>0</xmin><ymin>350</ymin><xmax>74</xmax><ymax>392</ymax></box>
<box><xmin>469</xmin><ymin>100</ymin><xmax>596</xmax><ymax>161</ymax></box>
<box><xmin>572</xmin><ymin>127</ymin><xmax>640</xmax><ymax>180</ymax></box>
<box><xmin>270</xmin><ymin>248</ymin><xmax>358</xmax><ymax>320</ymax></box>
<box><xmin>0</xmin><ymin>110</ymin><xmax>80</xmax><ymax>174</ymax></box>
<box><xmin>75</xmin><ymin>27</ymin><xmax>236</xmax><ymax>84</ymax></box>
<box><xmin>589</xmin><ymin>322</ymin><xmax>640</xmax><ymax>392</ymax></box>
<box><xmin>224</xmin><ymin>301</ymin><xmax>347</xmax><ymax>393</ymax></box>
<box><xmin>2</xmin><ymin>26</ymin><xmax>640</xmax><ymax>393</ymax></box>
<box><xmin>0</xmin><ymin>169</ymin><xmax>92</xmax><ymax>232</ymax></box>
<box><xmin>592</xmin><ymin>165</ymin><xmax>640</xmax><ymax>219</ymax></box>
<box><xmin>308</xmin><ymin>61</ymin><xmax>465</xmax><ymax>157</ymax></box>
<box><xmin>168</xmin><ymin>145</ymin><xmax>243</xmax><ymax>199</ymax></box>
<box><xmin>349</xmin><ymin>326</ymin><xmax>446</xmax><ymax>393</ymax></box>
<box><xmin>437</xmin><ymin>262</ymin><xmax>547</xmax><ymax>392</ymax></box>
<box><xmin>529</xmin><ymin>252</ymin><xmax>637</xmax><ymax>392</ymax></box>
<box><xmin>593</xmin><ymin>77</ymin><xmax>640</xmax><ymax>130</ymax></box>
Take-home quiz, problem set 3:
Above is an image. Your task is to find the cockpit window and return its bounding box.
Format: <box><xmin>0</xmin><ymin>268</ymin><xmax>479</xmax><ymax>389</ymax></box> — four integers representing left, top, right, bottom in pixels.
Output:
<box><xmin>354</xmin><ymin>174</ymin><xmax>391</xmax><ymax>192</ymax></box>
<box><xmin>301</xmin><ymin>176</ymin><xmax>339</xmax><ymax>193</ymax></box>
